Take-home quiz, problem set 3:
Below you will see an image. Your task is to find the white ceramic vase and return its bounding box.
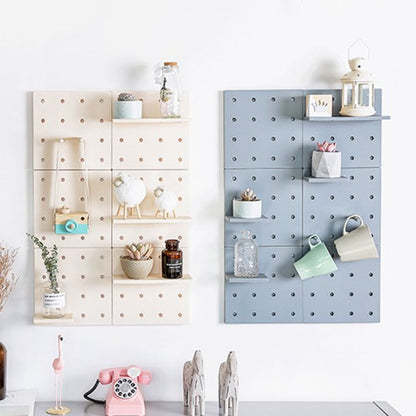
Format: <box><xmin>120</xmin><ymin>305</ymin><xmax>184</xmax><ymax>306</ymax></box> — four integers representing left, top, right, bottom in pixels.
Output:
<box><xmin>311</xmin><ymin>151</ymin><xmax>341</xmax><ymax>178</ymax></box>
<box><xmin>113</xmin><ymin>101</ymin><xmax>142</xmax><ymax>119</ymax></box>
<box><xmin>232</xmin><ymin>199</ymin><xmax>262</xmax><ymax>219</ymax></box>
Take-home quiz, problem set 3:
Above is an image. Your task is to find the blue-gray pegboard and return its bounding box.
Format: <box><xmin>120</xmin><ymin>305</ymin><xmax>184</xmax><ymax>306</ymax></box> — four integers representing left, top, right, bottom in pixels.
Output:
<box><xmin>224</xmin><ymin>89</ymin><xmax>384</xmax><ymax>324</ymax></box>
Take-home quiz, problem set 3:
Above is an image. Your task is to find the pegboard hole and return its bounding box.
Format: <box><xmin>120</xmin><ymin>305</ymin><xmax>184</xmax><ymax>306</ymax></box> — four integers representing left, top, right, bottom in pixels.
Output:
<box><xmin>271</xmin><ymin>254</ymin><xmax>276</xmax><ymax>259</ymax></box>
<box><xmin>291</xmin><ymin>234</ymin><xmax>295</xmax><ymax>239</ymax></box>
<box><xmin>120</xmin><ymin>313</ymin><xmax>125</xmax><ymax>318</ymax></box>
<box><xmin>81</xmin><ymin>294</ymin><xmax>86</xmax><ymax>299</ymax></box>
<box><xmin>81</xmin><ymin>274</ymin><xmax>86</xmax><ymax>279</ymax></box>
<box><xmin>369</xmin><ymin>292</ymin><xmax>374</xmax><ymax>296</ymax></box>
<box><xmin>41</xmin><ymin>216</ymin><xmax>46</xmax><ymax>221</ymax></box>
<box><xmin>41</xmin><ymin>138</ymin><xmax>46</xmax><ymax>143</ymax></box>
<box><xmin>369</xmin><ymin>195</ymin><xmax>374</xmax><ymax>199</ymax></box>
<box><xmin>139</xmin><ymin>313</ymin><xmax>144</xmax><ymax>318</ymax></box>
<box><xmin>232</xmin><ymin>157</ymin><xmax>237</xmax><ymax>162</ymax></box>
<box><xmin>40</xmin><ymin>98</ymin><xmax>45</xmax><ymax>103</ymax></box>
<box><xmin>178</xmin><ymin>313</ymin><xmax>183</xmax><ymax>318</ymax></box>
<box><xmin>310</xmin><ymin>292</ymin><xmax>315</xmax><ymax>297</ymax></box>
<box><xmin>41</xmin><ymin>118</ymin><xmax>45</xmax><ymax>123</ymax></box>
<box><xmin>158</xmin><ymin>293</ymin><xmax>163</xmax><ymax>298</ymax></box>
<box><xmin>232</xmin><ymin>293</ymin><xmax>237</xmax><ymax>298</ymax></box>
<box><xmin>139</xmin><ymin>138</ymin><xmax>144</xmax><ymax>143</ymax></box>
<box><xmin>159</xmin><ymin>157</ymin><xmax>163</xmax><ymax>162</ymax></box>
<box><xmin>271</xmin><ymin>234</ymin><xmax>276</xmax><ymax>239</ymax></box>
<box><xmin>350</xmin><ymin>156</ymin><xmax>355</xmax><ymax>160</ymax></box>
<box><xmin>80</xmin><ymin>118</ymin><xmax>85</xmax><ymax>123</ymax></box>
<box><xmin>349</xmin><ymin>292</ymin><xmax>354</xmax><ymax>297</ymax></box>
<box><xmin>271</xmin><ymin>195</ymin><xmax>276</xmax><ymax>200</ymax></box>
<box><xmin>330</xmin><ymin>136</ymin><xmax>335</xmax><ymax>141</ymax></box>
<box><xmin>139</xmin><ymin>293</ymin><xmax>144</xmax><ymax>298</ymax></box>
<box><xmin>370</xmin><ymin>175</ymin><xmax>375</xmax><ymax>180</ymax></box>
<box><xmin>252</xmin><ymin>176</ymin><xmax>256</xmax><ymax>181</ymax></box>
<box><xmin>271</xmin><ymin>215</ymin><xmax>276</xmax><ymax>220</ymax></box>
<box><xmin>291</xmin><ymin>311</ymin><xmax>296</xmax><ymax>316</ymax></box>
<box><xmin>271</xmin><ymin>312</ymin><xmax>276</xmax><ymax>316</ymax></box>
<box><xmin>310</xmin><ymin>312</ymin><xmax>315</xmax><ymax>317</ymax></box>
<box><xmin>290</xmin><ymin>292</ymin><xmax>296</xmax><ymax>297</ymax></box>
<box><xmin>99</xmin><ymin>118</ymin><xmax>104</xmax><ymax>123</ymax></box>
<box><xmin>232</xmin><ymin>98</ymin><xmax>237</xmax><ymax>102</ymax></box>
<box><xmin>291</xmin><ymin>117</ymin><xmax>295</xmax><ymax>122</ymax></box>
<box><xmin>310</xmin><ymin>215</ymin><xmax>315</xmax><ymax>220</ymax></box>
<box><xmin>369</xmin><ymin>155</ymin><xmax>374</xmax><ymax>160</ymax></box>
<box><xmin>310</xmin><ymin>136</ymin><xmax>315</xmax><ymax>142</ymax></box>
<box><xmin>139</xmin><ymin>158</ymin><xmax>143</xmax><ymax>162</ymax></box>
<box><xmin>41</xmin><ymin>158</ymin><xmax>46</xmax><ymax>163</ymax></box>
<box><xmin>81</xmin><ymin>313</ymin><xmax>86</xmax><ymax>318</ymax></box>
<box><xmin>178</xmin><ymin>157</ymin><xmax>183</xmax><ymax>162</ymax></box>
<box><xmin>100</xmin><ymin>275</ymin><xmax>104</xmax><ymax>279</ymax></box>
<box><xmin>330</xmin><ymin>273</ymin><xmax>335</xmax><ymax>278</ymax></box>
<box><xmin>349</xmin><ymin>273</ymin><xmax>354</xmax><ymax>278</ymax></box>
<box><xmin>330</xmin><ymin>214</ymin><xmax>334</xmax><ymax>219</ymax></box>
<box><xmin>329</xmin><ymin>292</ymin><xmax>334</xmax><ymax>297</ymax></box>
<box><xmin>100</xmin><ymin>313</ymin><xmax>105</xmax><ymax>318</ymax></box>
<box><xmin>60</xmin><ymin>119</ymin><xmax>65</xmax><ymax>123</ymax></box>
<box><xmin>61</xmin><ymin>236</ymin><xmax>65</xmax><ymax>241</ymax></box>
<box><xmin>252</xmin><ymin>312</ymin><xmax>257</xmax><ymax>317</ymax></box>
<box><xmin>252</xmin><ymin>293</ymin><xmax>256</xmax><ymax>298</ymax></box>
<box><xmin>120</xmin><ymin>294</ymin><xmax>125</xmax><ymax>298</ymax></box>
<box><xmin>369</xmin><ymin>214</ymin><xmax>374</xmax><ymax>219</ymax></box>
<box><xmin>251</xmin><ymin>97</ymin><xmax>256</xmax><ymax>102</ymax></box>
<box><xmin>80</xmin><ymin>236</ymin><xmax>85</xmax><ymax>241</ymax></box>
<box><xmin>370</xmin><ymin>136</ymin><xmax>375</xmax><ymax>141</ymax></box>
<box><xmin>290</xmin><ymin>136</ymin><xmax>296</xmax><ymax>142</ymax></box>
<box><xmin>80</xmin><ymin>98</ymin><xmax>85</xmax><ymax>103</ymax></box>
<box><xmin>41</xmin><ymin>197</ymin><xmax>46</xmax><ymax>202</ymax></box>
<box><xmin>251</xmin><ymin>137</ymin><xmax>256</xmax><ymax>142</ymax></box>
<box><xmin>271</xmin><ymin>273</ymin><xmax>276</xmax><ymax>278</ymax></box>
<box><xmin>271</xmin><ymin>117</ymin><xmax>276</xmax><ymax>122</ymax></box>
<box><xmin>251</xmin><ymin>117</ymin><xmax>256</xmax><ymax>122</ymax></box>
<box><xmin>99</xmin><ymin>98</ymin><xmax>104</xmax><ymax>103</ymax></box>
<box><xmin>232</xmin><ymin>312</ymin><xmax>237</xmax><ymax>317</ymax></box>
<box><xmin>271</xmin><ymin>156</ymin><xmax>276</xmax><ymax>161</ymax></box>
<box><xmin>178</xmin><ymin>293</ymin><xmax>183</xmax><ymax>298</ymax></box>
<box><xmin>271</xmin><ymin>137</ymin><xmax>276</xmax><ymax>142</ymax></box>
<box><xmin>232</xmin><ymin>176</ymin><xmax>237</xmax><ymax>181</ymax></box>
<box><xmin>159</xmin><ymin>313</ymin><xmax>164</xmax><ymax>318</ymax></box>
<box><xmin>178</xmin><ymin>138</ymin><xmax>183</xmax><ymax>142</ymax></box>
<box><xmin>350</xmin><ymin>136</ymin><xmax>355</xmax><ymax>141</ymax></box>
<box><xmin>291</xmin><ymin>156</ymin><xmax>296</xmax><ymax>161</ymax></box>
<box><xmin>350</xmin><ymin>175</ymin><xmax>355</xmax><ymax>180</ymax></box>
<box><xmin>271</xmin><ymin>292</ymin><xmax>276</xmax><ymax>297</ymax></box>
<box><xmin>290</xmin><ymin>195</ymin><xmax>296</xmax><ymax>200</ymax></box>
<box><xmin>330</xmin><ymin>311</ymin><xmax>335</xmax><ymax>316</ymax></box>
<box><xmin>349</xmin><ymin>311</ymin><xmax>354</xmax><ymax>316</ymax></box>
<box><xmin>232</xmin><ymin>117</ymin><xmax>237</xmax><ymax>122</ymax></box>
<box><xmin>158</xmin><ymin>137</ymin><xmax>163</xmax><ymax>142</ymax></box>
<box><xmin>252</xmin><ymin>156</ymin><xmax>256</xmax><ymax>161</ymax></box>
<box><xmin>291</xmin><ymin>97</ymin><xmax>296</xmax><ymax>102</ymax></box>
<box><xmin>232</xmin><ymin>137</ymin><xmax>237</xmax><ymax>142</ymax></box>
<box><xmin>271</xmin><ymin>97</ymin><xmax>276</xmax><ymax>102</ymax></box>
<box><xmin>330</xmin><ymin>195</ymin><xmax>335</xmax><ymax>200</ymax></box>
<box><xmin>271</xmin><ymin>176</ymin><xmax>276</xmax><ymax>181</ymax></box>
<box><xmin>291</xmin><ymin>215</ymin><xmax>295</xmax><ymax>219</ymax></box>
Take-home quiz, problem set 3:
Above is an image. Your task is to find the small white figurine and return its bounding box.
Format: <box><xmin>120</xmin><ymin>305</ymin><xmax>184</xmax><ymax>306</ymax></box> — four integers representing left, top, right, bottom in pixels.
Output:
<box><xmin>153</xmin><ymin>186</ymin><xmax>177</xmax><ymax>219</ymax></box>
<box><xmin>183</xmin><ymin>350</ymin><xmax>205</xmax><ymax>416</ymax></box>
<box><xmin>113</xmin><ymin>172</ymin><xmax>146</xmax><ymax>219</ymax></box>
<box><xmin>219</xmin><ymin>351</ymin><xmax>239</xmax><ymax>416</ymax></box>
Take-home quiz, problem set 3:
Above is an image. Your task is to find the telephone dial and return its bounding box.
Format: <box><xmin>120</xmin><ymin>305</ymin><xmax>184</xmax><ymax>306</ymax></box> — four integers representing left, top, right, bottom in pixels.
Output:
<box><xmin>84</xmin><ymin>366</ymin><xmax>151</xmax><ymax>416</ymax></box>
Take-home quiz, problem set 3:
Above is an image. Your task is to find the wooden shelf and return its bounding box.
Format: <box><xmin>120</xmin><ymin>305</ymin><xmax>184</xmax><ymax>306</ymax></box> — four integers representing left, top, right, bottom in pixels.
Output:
<box><xmin>304</xmin><ymin>115</ymin><xmax>390</xmax><ymax>122</ymax></box>
<box><xmin>112</xmin><ymin>117</ymin><xmax>190</xmax><ymax>124</ymax></box>
<box><xmin>113</xmin><ymin>274</ymin><xmax>192</xmax><ymax>285</ymax></box>
<box><xmin>225</xmin><ymin>273</ymin><xmax>269</xmax><ymax>283</ymax></box>
<box><xmin>33</xmin><ymin>313</ymin><xmax>74</xmax><ymax>324</ymax></box>
<box><xmin>304</xmin><ymin>176</ymin><xmax>349</xmax><ymax>183</ymax></box>
<box><xmin>225</xmin><ymin>215</ymin><xmax>270</xmax><ymax>223</ymax></box>
<box><xmin>113</xmin><ymin>215</ymin><xmax>192</xmax><ymax>224</ymax></box>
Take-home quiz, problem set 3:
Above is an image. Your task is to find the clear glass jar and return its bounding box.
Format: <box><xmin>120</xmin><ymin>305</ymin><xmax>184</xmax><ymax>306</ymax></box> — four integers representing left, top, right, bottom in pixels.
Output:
<box><xmin>234</xmin><ymin>230</ymin><xmax>258</xmax><ymax>277</ymax></box>
<box><xmin>159</xmin><ymin>62</ymin><xmax>182</xmax><ymax>118</ymax></box>
<box><xmin>42</xmin><ymin>281</ymin><xmax>66</xmax><ymax>318</ymax></box>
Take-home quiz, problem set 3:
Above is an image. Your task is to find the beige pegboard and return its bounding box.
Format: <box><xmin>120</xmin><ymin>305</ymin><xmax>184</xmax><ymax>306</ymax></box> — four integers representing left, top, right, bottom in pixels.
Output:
<box><xmin>34</xmin><ymin>248</ymin><xmax>112</xmax><ymax>325</ymax></box>
<box><xmin>34</xmin><ymin>170</ymin><xmax>112</xmax><ymax>248</ymax></box>
<box><xmin>33</xmin><ymin>92</ymin><xmax>112</xmax><ymax>170</ymax></box>
<box><xmin>112</xmin><ymin>276</ymin><xmax>191</xmax><ymax>325</ymax></box>
<box><xmin>32</xmin><ymin>90</ymin><xmax>191</xmax><ymax>326</ymax></box>
<box><xmin>112</xmin><ymin>123</ymin><xmax>189</xmax><ymax>170</ymax></box>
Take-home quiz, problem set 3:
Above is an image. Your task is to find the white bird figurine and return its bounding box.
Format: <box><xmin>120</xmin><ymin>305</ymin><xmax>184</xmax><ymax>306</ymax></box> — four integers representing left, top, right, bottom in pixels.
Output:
<box><xmin>153</xmin><ymin>186</ymin><xmax>177</xmax><ymax>219</ymax></box>
<box><xmin>46</xmin><ymin>335</ymin><xmax>70</xmax><ymax>415</ymax></box>
<box><xmin>113</xmin><ymin>172</ymin><xmax>146</xmax><ymax>219</ymax></box>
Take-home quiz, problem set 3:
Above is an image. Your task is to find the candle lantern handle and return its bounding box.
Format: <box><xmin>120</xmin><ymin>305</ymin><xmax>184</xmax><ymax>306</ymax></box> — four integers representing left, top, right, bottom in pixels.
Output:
<box><xmin>348</xmin><ymin>39</ymin><xmax>370</xmax><ymax>60</ymax></box>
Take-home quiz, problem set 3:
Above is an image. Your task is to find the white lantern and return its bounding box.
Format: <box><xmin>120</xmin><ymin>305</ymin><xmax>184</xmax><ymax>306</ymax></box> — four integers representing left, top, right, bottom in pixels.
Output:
<box><xmin>340</xmin><ymin>42</ymin><xmax>375</xmax><ymax>117</ymax></box>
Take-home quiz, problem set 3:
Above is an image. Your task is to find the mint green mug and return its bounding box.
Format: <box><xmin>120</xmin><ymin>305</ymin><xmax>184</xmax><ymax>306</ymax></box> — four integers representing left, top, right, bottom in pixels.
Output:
<box><xmin>294</xmin><ymin>234</ymin><xmax>338</xmax><ymax>280</ymax></box>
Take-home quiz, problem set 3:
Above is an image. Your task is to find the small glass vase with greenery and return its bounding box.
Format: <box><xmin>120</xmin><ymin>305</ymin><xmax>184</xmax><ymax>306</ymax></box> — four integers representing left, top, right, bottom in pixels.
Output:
<box><xmin>27</xmin><ymin>234</ymin><xmax>65</xmax><ymax>318</ymax></box>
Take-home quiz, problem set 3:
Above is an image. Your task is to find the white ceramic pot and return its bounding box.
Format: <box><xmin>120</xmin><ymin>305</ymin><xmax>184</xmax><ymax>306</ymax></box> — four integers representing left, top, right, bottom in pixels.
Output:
<box><xmin>311</xmin><ymin>151</ymin><xmax>341</xmax><ymax>178</ymax></box>
<box><xmin>113</xmin><ymin>101</ymin><xmax>142</xmax><ymax>119</ymax></box>
<box><xmin>232</xmin><ymin>199</ymin><xmax>262</xmax><ymax>219</ymax></box>
<box><xmin>120</xmin><ymin>257</ymin><xmax>153</xmax><ymax>279</ymax></box>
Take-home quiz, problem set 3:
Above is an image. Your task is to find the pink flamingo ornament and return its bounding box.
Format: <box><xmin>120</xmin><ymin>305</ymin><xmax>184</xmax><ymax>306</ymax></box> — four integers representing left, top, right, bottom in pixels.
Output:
<box><xmin>46</xmin><ymin>335</ymin><xmax>71</xmax><ymax>415</ymax></box>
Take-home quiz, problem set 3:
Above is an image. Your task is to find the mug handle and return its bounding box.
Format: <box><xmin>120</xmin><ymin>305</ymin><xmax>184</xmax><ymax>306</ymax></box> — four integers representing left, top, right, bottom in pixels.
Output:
<box><xmin>308</xmin><ymin>234</ymin><xmax>321</xmax><ymax>249</ymax></box>
<box><xmin>343</xmin><ymin>214</ymin><xmax>363</xmax><ymax>235</ymax></box>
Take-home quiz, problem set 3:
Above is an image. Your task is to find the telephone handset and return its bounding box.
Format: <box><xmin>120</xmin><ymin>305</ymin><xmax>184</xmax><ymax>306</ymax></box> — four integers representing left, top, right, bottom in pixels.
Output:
<box><xmin>84</xmin><ymin>366</ymin><xmax>151</xmax><ymax>416</ymax></box>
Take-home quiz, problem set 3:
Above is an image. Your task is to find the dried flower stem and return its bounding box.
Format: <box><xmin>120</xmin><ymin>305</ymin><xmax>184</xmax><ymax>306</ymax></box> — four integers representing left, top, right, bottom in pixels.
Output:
<box><xmin>0</xmin><ymin>242</ymin><xmax>19</xmax><ymax>313</ymax></box>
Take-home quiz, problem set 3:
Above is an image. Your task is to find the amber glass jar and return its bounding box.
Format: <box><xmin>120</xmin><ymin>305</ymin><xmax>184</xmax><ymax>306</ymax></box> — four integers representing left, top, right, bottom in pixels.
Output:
<box><xmin>162</xmin><ymin>239</ymin><xmax>183</xmax><ymax>279</ymax></box>
<box><xmin>0</xmin><ymin>341</ymin><xmax>6</xmax><ymax>400</ymax></box>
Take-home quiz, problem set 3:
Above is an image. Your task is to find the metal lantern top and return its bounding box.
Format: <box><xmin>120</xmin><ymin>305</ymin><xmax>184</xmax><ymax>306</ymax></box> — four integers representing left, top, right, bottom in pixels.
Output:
<box><xmin>341</xmin><ymin>57</ymin><xmax>374</xmax><ymax>83</ymax></box>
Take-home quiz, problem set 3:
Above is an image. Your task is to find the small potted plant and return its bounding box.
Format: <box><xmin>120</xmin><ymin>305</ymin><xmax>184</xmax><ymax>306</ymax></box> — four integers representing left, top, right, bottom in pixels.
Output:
<box><xmin>311</xmin><ymin>141</ymin><xmax>341</xmax><ymax>178</ymax></box>
<box><xmin>232</xmin><ymin>188</ymin><xmax>262</xmax><ymax>219</ymax></box>
<box><xmin>120</xmin><ymin>242</ymin><xmax>154</xmax><ymax>279</ymax></box>
<box><xmin>27</xmin><ymin>234</ymin><xmax>65</xmax><ymax>319</ymax></box>
<box><xmin>113</xmin><ymin>92</ymin><xmax>143</xmax><ymax>119</ymax></box>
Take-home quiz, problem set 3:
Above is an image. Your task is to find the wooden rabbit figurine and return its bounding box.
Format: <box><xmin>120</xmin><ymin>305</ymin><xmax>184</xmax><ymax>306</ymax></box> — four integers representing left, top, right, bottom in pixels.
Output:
<box><xmin>183</xmin><ymin>350</ymin><xmax>205</xmax><ymax>416</ymax></box>
<box><xmin>219</xmin><ymin>351</ymin><xmax>239</xmax><ymax>416</ymax></box>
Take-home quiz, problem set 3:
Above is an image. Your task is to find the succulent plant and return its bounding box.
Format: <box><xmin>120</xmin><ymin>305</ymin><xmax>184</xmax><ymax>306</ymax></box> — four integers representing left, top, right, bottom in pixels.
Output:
<box><xmin>124</xmin><ymin>242</ymin><xmax>153</xmax><ymax>261</ymax></box>
<box><xmin>118</xmin><ymin>92</ymin><xmax>137</xmax><ymax>102</ymax></box>
<box><xmin>317</xmin><ymin>141</ymin><xmax>337</xmax><ymax>152</ymax></box>
<box><xmin>240</xmin><ymin>188</ymin><xmax>257</xmax><ymax>201</ymax></box>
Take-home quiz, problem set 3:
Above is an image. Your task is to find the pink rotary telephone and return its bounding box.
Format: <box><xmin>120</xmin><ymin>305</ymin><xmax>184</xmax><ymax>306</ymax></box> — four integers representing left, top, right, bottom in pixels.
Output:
<box><xmin>85</xmin><ymin>366</ymin><xmax>151</xmax><ymax>416</ymax></box>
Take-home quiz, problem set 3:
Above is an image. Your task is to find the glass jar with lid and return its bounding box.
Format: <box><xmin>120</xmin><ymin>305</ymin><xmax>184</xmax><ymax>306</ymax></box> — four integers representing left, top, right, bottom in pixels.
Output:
<box><xmin>162</xmin><ymin>239</ymin><xmax>183</xmax><ymax>279</ymax></box>
<box><xmin>159</xmin><ymin>62</ymin><xmax>182</xmax><ymax>118</ymax></box>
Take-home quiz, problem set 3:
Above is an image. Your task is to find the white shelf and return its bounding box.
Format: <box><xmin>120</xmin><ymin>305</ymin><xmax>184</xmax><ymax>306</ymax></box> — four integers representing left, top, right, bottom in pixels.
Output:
<box><xmin>112</xmin><ymin>117</ymin><xmax>190</xmax><ymax>124</ymax></box>
<box><xmin>113</xmin><ymin>215</ymin><xmax>192</xmax><ymax>224</ymax></box>
<box><xmin>33</xmin><ymin>313</ymin><xmax>74</xmax><ymax>324</ymax></box>
<box><xmin>225</xmin><ymin>273</ymin><xmax>269</xmax><ymax>283</ymax></box>
<box><xmin>113</xmin><ymin>274</ymin><xmax>192</xmax><ymax>285</ymax></box>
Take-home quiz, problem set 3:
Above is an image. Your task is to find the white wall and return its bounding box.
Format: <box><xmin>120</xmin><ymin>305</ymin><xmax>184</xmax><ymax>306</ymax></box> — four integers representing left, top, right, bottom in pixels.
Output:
<box><xmin>0</xmin><ymin>0</ymin><xmax>413</xmax><ymax>414</ymax></box>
